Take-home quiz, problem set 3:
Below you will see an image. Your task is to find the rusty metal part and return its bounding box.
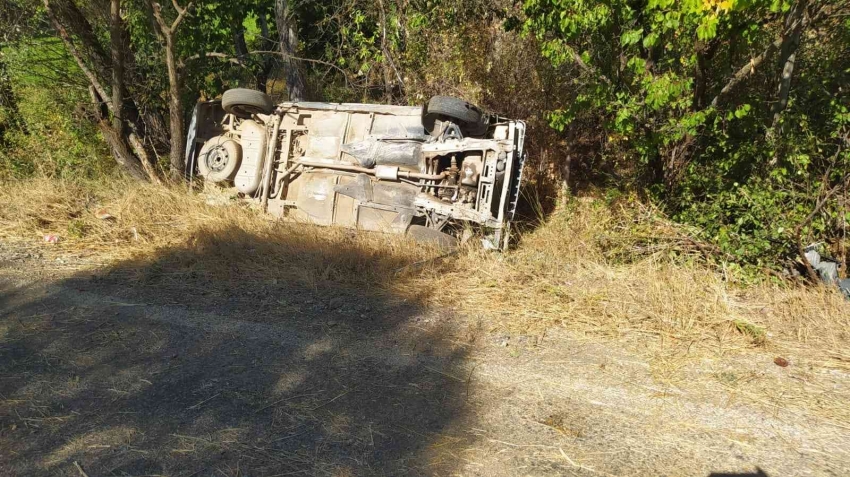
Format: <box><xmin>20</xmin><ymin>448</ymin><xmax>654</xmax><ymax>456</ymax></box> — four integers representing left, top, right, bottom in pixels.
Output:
<box><xmin>269</xmin><ymin>161</ymin><xmax>304</xmax><ymax>199</ymax></box>
<box><xmin>260</xmin><ymin>114</ymin><xmax>282</xmax><ymax>210</ymax></box>
<box><xmin>297</xmin><ymin>160</ymin><xmax>448</xmax><ymax>181</ymax></box>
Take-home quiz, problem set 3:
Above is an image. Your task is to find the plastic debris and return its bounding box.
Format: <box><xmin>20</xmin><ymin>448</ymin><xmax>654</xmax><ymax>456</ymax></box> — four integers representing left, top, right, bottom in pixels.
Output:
<box><xmin>43</xmin><ymin>234</ymin><xmax>60</xmax><ymax>244</ymax></box>
<box><xmin>840</xmin><ymin>279</ymin><xmax>850</xmax><ymax>300</ymax></box>
<box><xmin>803</xmin><ymin>245</ymin><xmax>850</xmax><ymax>299</ymax></box>
<box><xmin>804</xmin><ymin>249</ymin><xmax>821</xmax><ymax>268</ymax></box>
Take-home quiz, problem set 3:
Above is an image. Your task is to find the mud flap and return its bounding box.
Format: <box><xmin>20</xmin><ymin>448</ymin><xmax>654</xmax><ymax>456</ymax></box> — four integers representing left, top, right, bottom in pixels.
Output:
<box><xmin>407</xmin><ymin>225</ymin><xmax>457</xmax><ymax>250</ymax></box>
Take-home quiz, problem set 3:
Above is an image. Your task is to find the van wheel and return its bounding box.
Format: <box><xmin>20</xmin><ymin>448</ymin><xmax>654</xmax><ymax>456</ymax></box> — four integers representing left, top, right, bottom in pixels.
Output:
<box><xmin>222</xmin><ymin>88</ymin><xmax>274</xmax><ymax>117</ymax></box>
<box><xmin>422</xmin><ymin>96</ymin><xmax>488</xmax><ymax>137</ymax></box>
<box><xmin>197</xmin><ymin>136</ymin><xmax>242</xmax><ymax>182</ymax></box>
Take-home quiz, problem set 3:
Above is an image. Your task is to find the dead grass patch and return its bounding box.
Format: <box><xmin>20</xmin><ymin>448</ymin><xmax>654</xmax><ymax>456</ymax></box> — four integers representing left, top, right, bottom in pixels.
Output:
<box><xmin>43</xmin><ymin>426</ymin><xmax>137</xmax><ymax>467</ymax></box>
<box><xmin>2</xmin><ymin>177</ymin><xmax>848</xmax><ymax>366</ymax></box>
<box><xmin>415</xmin><ymin>198</ymin><xmax>850</xmax><ymax>366</ymax></box>
<box><xmin>0</xmin><ymin>177</ymin><xmax>435</xmax><ymax>290</ymax></box>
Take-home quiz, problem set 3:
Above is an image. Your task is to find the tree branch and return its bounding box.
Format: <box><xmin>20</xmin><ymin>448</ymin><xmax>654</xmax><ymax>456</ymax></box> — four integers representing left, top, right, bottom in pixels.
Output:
<box><xmin>181</xmin><ymin>52</ymin><xmax>246</xmax><ymax>67</ymax></box>
<box><xmin>181</xmin><ymin>50</ymin><xmax>356</xmax><ymax>90</ymax></box>
<box><xmin>710</xmin><ymin>13</ymin><xmax>808</xmax><ymax>108</ymax></box>
<box><xmin>170</xmin><ymin>1</ymin><xmax>192</xmax><ymax>31</ymax></box>
<box><xmin>53</xmin><ymin>0</ymin><xmax>111</xmax><ymax>78</ymax></box>
<box><xmin>770</xmin><ymin>0</ymin><xmax>809</xmax><ymax>131</ymax></box>
<box><xmin>149</xmin><ymin>1</ymin><xmax>191</xmax><ymax>35</ymax></box>
<box><xmin>43</xmin><ymin>0</ymin><xmax>113</xmax><ymax>114</ymax></box>
<box><xmin>150</xmin><ymin>2</ymin><xmax>170</xmax><ymax>35</ymax></box>
<box><xmin>569</xmin><ymin>47</ymin><xmax>611</xmax><ymax>86</ymax></box>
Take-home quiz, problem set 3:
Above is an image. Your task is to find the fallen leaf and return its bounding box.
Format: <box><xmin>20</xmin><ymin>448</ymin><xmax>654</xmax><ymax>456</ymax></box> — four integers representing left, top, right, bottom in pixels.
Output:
<box><xmin>95</xmin><ymin>208</ymin><xmax>115</xmax><ymax>220</ymax></box>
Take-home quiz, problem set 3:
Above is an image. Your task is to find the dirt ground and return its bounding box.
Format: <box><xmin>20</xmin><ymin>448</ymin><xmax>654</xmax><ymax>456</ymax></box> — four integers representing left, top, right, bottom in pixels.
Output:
<box><xmin>1</xmin><ymin>240</ymin><xmax>849</xmax><ymax>477</ymax></box>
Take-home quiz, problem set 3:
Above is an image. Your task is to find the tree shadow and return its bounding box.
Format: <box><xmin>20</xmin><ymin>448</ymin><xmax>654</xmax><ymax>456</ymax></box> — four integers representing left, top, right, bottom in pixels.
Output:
<box><xmin>0</xmin><ymin>228</ymin><xmax>474</xmax><ymax>476</ymax></box>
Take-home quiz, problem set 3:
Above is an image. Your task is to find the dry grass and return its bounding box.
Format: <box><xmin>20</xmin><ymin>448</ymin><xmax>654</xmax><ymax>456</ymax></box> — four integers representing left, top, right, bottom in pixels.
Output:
<box><xmin>0</xmin><ymin>178</ymin><xmax>435</xmax><ymax>289</ymax></box>
<box><xmin>1</xmin><ymin>177</ymin><xmax>849</xmax><ymax>365</ymax></box>
<box><xmin>407</xmin><ymin>197</ymin><xmax>849</xmax><ymax>361</ymax></box>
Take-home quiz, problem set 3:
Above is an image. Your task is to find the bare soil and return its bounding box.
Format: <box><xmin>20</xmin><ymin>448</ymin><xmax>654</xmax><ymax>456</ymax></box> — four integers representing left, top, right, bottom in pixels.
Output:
<box><xmin>1</xmin><ymin>241</ymin><xmax>848</xmax><ymax>477</ymax></box>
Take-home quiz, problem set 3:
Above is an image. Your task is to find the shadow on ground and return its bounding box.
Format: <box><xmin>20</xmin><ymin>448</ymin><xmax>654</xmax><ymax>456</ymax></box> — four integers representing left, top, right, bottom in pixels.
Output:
<box><xmin>708</xmin><ymin>469</ymin><xmax>769</xmax><ymax>477</ymax></box>
<box><xmin>0</xmin><ymin>229</ymin><xmax>475</xmax><ymax>476</ymax></box>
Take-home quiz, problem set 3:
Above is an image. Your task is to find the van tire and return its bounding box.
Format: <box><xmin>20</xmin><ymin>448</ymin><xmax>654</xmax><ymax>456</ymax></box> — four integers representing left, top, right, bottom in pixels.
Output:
<box><xmin>422</xmin><ymin>96</ymin><xmax>488</xmax><ymax>137</ymax></box>
<box><xmin>222</xmin><ymin>89</ymin><xmax>274</xmax><ymax>117</ymax></box>
<box><xmin>197</xmin><ymin>136</ymin><xmax>242</xmax><ymax>182</ymax></box>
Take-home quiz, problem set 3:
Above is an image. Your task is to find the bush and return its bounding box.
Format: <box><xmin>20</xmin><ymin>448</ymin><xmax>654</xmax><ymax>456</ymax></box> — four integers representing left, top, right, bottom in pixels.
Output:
<box><xmin>0</xmin><ymin>84</ymin><xmax>115</xmax><ymax>180</ymax></box>
<box><xmin>0</xmin><ymin>39</ymin><xmax>115</xmax><ymax>180</ymax></box>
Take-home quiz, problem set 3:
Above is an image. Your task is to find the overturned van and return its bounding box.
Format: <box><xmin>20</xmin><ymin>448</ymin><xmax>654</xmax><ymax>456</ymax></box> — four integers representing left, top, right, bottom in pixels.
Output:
<box><xmin>185</xmin><ymin>89</ymin><xmax>527</xmax><ymax>249</ymax></box>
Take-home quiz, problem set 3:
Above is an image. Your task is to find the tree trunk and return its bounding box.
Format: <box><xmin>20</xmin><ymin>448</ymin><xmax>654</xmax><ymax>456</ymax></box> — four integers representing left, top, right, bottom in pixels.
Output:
<box><xmin>56</xmin><ymin>0</ymin><xmax>155</xmax><ymax>163</ymax></box>
<box><xmin>147</xmin><ymin>0</ymin><xmax>192</xmax><ymax>180</ymax></box>
<box><xmin>771</xmin><ymin>0</ymin><xmax>808</xmax><ymax>132</ymax></box>
<box><xmin>256</xmin><ymin>13</ymin><xmax>276</xmax><ymax>93</ymax></box>
<box><xmin>53</xmin><ymin>0</ymin><xmax>111</xmax><ymax>80</ymax></box>
<box><xmin>46</xmin><ymin>0</ymin><xmax>154</xmax><ymax>181</ymax></box>
<box><xmin>233</xmin><ymin>17</ymin><xmax>249</xmax><ymax>58</ymax></box>
<box><xmin>44</xmin><ymin>0</ymin><xmax>112</xmax><ymax>114</ymax></box>
<box><xmin>111</xmin><ymin>0</ymin><xmax>161</xmax><ymax>182</ymax></box>
<box><xmin>110</xmin><ymin>0</ymin><xmax>126</xmax><ymax>135</ymax></box>
<box><xmin>97</xmin><ymin>119</ymin><xmax>149</xmax><ymax>181</ymax></box>
<box><xmin>274</xmin><ymin>0</ymin><xmax>307</xmax><ymax>101</ymax></box>
<box><xmin>377</xmin><ymin>0</ymin><xmax>392</xmax><ymax>102</ymax></box>
<box><xmin>165</xmin><ymin>34</ymin><xmax>185</xmax><ymax>180</ymax></box>
<box><xmin>693</xmin><ymin>39</ymin><xmax>718</xmax><ymax>109</ymax></box>
<box><xmin>0</xmin><ymin>59</ymin><xmax>26</xmax><ymax>139</ymax></box>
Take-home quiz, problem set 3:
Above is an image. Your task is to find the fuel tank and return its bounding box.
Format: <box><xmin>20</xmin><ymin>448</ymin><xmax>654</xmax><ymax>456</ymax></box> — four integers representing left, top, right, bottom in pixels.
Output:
<box><xmin>233</xmin><ymin>120</ymin><xmax>267</xmax><ymax>195</ymax></box>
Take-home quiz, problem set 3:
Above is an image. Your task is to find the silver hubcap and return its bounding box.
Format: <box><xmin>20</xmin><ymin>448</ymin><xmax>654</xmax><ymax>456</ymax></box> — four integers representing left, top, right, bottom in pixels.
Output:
<box><xmin>205</xmin><ymin>146</ymin><xmax>230</xmax><ymax>173</ymax></box>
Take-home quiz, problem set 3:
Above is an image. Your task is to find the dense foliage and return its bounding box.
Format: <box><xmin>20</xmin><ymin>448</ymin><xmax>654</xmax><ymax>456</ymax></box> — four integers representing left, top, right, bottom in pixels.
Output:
<box><xmin>521</xmin><ymin>0</ymin><xmax>849</xmax><ymax>268</ymax></box>
<box><xmin>0</xmin><ymin>0</ymin><xmax>848</xmax><ymax>273</ymax></box>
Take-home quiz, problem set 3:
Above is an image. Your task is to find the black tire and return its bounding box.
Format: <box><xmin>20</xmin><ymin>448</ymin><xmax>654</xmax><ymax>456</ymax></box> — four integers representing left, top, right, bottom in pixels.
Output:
<box><xmin>422</xmin><ymin>96</ymin><xmax>488</xmax><ymax>137</ymax></box>
<box><xmin>222</xmin><ymin>88</ymin><xmax>274</xmax><ymax>117</ymax></box>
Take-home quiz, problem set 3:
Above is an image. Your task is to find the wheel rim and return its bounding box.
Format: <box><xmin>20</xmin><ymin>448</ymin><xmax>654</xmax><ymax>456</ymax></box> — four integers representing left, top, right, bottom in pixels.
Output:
<box><xmin>205</xmin><ymin>145</ymin><xmax>231</xmax><ymax>174</ymax></box>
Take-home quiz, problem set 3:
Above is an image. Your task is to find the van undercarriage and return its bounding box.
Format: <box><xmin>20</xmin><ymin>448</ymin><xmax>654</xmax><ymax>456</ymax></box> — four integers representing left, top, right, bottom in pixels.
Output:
<box><xmin>185</xmin><ymin>90</ymin><xmax>527</xmax><ymax>249</ymax></box>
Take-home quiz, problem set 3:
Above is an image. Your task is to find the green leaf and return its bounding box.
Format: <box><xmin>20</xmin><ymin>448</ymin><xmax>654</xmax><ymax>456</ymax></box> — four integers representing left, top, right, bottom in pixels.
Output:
<box><xmin>696</xmin><ymin>16</ymin><xmax>718</xmax><ymax>40</ymax></box>
<box><xmin>642</xmin><ymin>32</ymin><xmax>659</xmax><ymax>48</ymax></box>
<box><xmin>621</xmin><ymin>28</ymin><xmax>644</xmax><ymax>46</ymax></box>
